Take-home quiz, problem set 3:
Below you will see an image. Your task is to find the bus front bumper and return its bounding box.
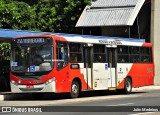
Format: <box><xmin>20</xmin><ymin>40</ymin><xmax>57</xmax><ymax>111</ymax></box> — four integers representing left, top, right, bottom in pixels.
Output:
<box><xmin>10</xmin><ymin>80</ymin><xmax>56</xmax><ymax>93</ymax></box>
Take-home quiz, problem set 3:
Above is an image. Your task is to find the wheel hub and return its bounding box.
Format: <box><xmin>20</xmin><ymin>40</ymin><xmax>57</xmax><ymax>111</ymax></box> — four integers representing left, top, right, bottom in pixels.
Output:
<box><xmin>126</xmin><ymin>81</ymin><xmax>131</xmax><ymax>91</ymax></box>
<box><xmin>72</xmin><ymin>84</ymin><xmax>78</xmax><ymax>94</ymax></box>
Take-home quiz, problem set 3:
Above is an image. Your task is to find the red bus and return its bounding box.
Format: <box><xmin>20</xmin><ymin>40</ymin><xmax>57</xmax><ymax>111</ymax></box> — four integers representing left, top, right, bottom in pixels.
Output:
<box><xmin>10</xmin><ymin>34</ymin><xmax>154</xmax><ymax>98</ymax></box>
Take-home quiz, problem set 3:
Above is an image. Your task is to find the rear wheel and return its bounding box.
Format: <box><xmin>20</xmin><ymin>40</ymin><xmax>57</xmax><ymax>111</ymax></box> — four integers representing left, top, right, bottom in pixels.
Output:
<box><xmin>124</xmin><ymin>78</ymin><xmax>132</xmax><ymax>94</ymax></box>
<box><xmin>70</xmin><ymin>81</ymin><xmax>80</xmax><ymax>98</ymax></box>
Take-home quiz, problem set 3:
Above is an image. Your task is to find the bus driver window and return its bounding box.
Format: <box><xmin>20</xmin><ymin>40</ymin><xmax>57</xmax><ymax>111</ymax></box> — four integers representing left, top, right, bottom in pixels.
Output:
<box><xmin>56</xmin><ymin>42</ymin><xmax>68</xmax><ymax>70</ymax></box>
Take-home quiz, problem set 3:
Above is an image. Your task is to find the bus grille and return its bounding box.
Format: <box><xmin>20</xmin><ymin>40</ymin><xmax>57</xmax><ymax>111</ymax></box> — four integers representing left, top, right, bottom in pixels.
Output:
<box><xmin>19</xmin><ymin>88</ymin><xmax>43</xmax><ymax>91</ymax></box>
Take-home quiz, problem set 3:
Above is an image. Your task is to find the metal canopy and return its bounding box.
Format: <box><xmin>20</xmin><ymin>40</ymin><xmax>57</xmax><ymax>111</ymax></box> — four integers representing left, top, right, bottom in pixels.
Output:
<box><xmin>76</xmin><ymin>0</ymin><xmax>145</xmax><ymax>27</ymax></box>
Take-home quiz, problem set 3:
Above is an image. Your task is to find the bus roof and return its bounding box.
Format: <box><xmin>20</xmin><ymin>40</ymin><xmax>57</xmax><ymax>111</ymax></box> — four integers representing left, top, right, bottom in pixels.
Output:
<box><xmin>15</xmin><ymin>33</ymin><xmax>149</xmax><ymax>46</ymax></box>
<box><xmin>49</xmin><ymin>33</ymin><xmax>148</xmax><ymax>46</ymax></box>
<box><xmin>52</xmin><ymin>33</ymin><xmax>145</xmax><ymax>43</ymax></box>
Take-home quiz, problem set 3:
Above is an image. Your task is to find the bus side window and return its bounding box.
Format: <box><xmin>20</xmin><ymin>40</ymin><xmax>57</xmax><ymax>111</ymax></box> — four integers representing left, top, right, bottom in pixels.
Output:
<box><xmin>117</xmin><ymin>46</ymin><xmax>129</xmax><ymax>63</ymax></box>
<box><xmin>70</xmin><ymin>54</ymin><xmax>77</xmax><ymax>62</ymax></box>
<box><xmin>140</xmin><ymin>47</ymin><xmax>152</xmax><ymax>63</ymax></box>
<box><xmin>93</xmin><ymin>45</ymin><xmax>106</xmax><ymax>63</ymax></box>
<box><xmin>69</xmin><ymin>43</ymin><xmax>82</xmax><ymax>63</ymax></box>
<box><xmin>56</xmin><ymin>41</ymin><xmax>68</xmax><ymax>70</ymax></box>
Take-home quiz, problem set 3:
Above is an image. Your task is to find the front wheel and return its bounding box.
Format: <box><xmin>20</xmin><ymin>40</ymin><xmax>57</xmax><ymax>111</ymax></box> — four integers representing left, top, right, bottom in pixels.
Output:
<box><xmin>70</xmin><ymin>81</ymin><xmax>80</xmax><ymax>98</ymax></box>
<box><xmin>124</xmin><ymin>78</ymin><xmax>132</xmax><ymax>94</ymax></box>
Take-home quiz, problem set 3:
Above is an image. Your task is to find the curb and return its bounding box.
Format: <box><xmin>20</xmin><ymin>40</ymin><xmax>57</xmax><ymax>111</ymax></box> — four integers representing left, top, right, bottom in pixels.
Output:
<box><xmin>132</xmin><ymin>86</ymin><xmax>160</xmax><ymax>91</ymax></box>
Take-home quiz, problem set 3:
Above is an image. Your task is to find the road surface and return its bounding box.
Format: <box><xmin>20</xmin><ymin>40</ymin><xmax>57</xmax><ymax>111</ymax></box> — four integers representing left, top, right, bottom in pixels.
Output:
<box><xmin>0</xmin><ymin>89</ymin><xmax>160</xmax><ymax>115</ymax></box>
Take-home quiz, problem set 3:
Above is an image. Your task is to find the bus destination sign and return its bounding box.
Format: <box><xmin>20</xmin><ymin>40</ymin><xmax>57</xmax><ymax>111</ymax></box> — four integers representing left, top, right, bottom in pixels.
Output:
<box><xmin>16</xmin><ymin>38</ymin><xmax>45</xmax><ymax>44</ymax></box>
<box><xmin>99</xmin><ymin>40</ymin><xmax>122</xmax><ymax>45</ymax></box>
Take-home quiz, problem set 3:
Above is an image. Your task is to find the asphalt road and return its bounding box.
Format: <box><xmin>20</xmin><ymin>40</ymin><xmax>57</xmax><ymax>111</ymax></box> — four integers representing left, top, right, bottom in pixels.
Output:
<box><xmin>0</xmin><ymin>89</ymin><xmax>160</xmax><ymax>115</ymax></box>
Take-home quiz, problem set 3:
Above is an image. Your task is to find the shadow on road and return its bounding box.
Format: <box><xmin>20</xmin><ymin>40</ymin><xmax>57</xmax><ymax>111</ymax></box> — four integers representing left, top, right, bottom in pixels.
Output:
<box><xmin>2</xmin><ymin>90</ymin><xmax>148</xmax><ymax>101</ymax></box>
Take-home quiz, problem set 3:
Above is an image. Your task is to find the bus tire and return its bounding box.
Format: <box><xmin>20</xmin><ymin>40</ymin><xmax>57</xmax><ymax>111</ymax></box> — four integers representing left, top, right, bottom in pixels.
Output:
<box><xmin>70</xmin><ymin>81</ymin><xmax>79</xmax><ymax>98</ymax></box>
<box><xmin>124</xmin><ymin>78</ymin><xmax>132</xmax><ymax>94</ymax></box>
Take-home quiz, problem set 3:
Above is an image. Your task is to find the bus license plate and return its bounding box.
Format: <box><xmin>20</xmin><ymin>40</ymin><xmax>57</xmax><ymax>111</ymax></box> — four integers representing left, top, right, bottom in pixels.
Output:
<box><xmin>26</xmin><ymin>85</ymin><xmax>34</xmax><ymax>89</ymax></box>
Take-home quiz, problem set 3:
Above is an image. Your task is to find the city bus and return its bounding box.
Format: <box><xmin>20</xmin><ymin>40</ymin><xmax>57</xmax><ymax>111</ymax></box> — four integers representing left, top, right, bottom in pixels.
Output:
<box><xmin>10</xmin><ymin>34</ymin><xmax>154</xmax><ymax>98</ymax></box>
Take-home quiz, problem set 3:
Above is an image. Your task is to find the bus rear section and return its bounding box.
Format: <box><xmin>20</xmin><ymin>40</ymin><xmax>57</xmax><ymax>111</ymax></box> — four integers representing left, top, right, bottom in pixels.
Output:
<box><xmin>116</xmin><ymin>44</ymin><xmax>154</xmax><ymax>89</ymax></box>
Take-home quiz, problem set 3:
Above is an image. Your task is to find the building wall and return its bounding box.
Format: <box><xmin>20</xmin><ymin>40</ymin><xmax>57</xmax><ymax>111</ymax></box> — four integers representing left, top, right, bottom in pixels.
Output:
<box><xmin>151</xmin><ymin>0</ymin><xmax>160</xmax><ymax>85</ymax></box>
<box><xmin>101</xmin><ymin>1</ymin><xmax>151</xmax><ymax>41</ymax></box>
<box><xmin>101</xmin><ymin>26</ymin><xmax>131</xmax><ymax>38</ymax></box>
<box><xmin>101</xmin><ymin>0</ymin><xmax>160</xmax><ymax>85</ymax></box>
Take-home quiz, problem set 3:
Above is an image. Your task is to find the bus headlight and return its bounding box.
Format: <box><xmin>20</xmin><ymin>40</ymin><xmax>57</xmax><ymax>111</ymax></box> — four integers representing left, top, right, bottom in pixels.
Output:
<box><xmin>45</xmin><ymin>78</ymin><xmax>55</xmax><ymax>85</ymax></box>
<box><xmin>11</xmin><ymin>80</ymin><xmax>18</xmax><ymax>86</ymax></box>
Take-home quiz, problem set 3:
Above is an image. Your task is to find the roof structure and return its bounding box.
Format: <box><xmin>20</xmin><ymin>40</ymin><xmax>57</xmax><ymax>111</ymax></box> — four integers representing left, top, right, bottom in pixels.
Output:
<box><xmin>76</xmin><ymin>0</ymin><xmax>145</xmax><ymax>27</ymax></box>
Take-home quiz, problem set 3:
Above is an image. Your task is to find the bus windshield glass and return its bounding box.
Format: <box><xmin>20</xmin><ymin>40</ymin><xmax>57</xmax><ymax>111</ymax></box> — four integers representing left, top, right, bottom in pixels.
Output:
<box><xmin>11</xmin><ymin>38</ymin><xmax>53</xmax><ymax>73</ymax></box>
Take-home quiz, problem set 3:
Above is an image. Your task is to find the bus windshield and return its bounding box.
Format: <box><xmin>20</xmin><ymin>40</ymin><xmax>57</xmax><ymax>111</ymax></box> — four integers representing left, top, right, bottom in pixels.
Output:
<box><xmin>11</xmin><ymin>38</ymin><xmax>53</xmax><ymax>73</ymax></box>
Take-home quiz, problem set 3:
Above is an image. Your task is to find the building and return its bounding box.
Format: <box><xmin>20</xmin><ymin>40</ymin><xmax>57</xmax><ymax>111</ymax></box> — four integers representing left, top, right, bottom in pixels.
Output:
<box><xmin>76</xmin><ymin>0</ymin><xmax>160</xmax><ymax>85</ymax></box>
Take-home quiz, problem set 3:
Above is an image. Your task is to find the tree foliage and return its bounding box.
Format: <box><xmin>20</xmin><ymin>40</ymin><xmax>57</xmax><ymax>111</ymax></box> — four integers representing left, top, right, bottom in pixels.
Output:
<box><xmin>0</xmin><ymin>0</ymin><xmax>36</xmax><ymax>30</ymax></box>
<box><xmin>0</xmin><ymin>0</ymin><xmax>90</xmax><ymax>33</ymax></box>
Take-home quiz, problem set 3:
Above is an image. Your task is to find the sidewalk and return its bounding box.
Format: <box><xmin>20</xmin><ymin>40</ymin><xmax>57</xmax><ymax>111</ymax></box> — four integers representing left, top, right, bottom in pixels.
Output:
<box><xmin>132</xmin><ymin>85</ymin><xmax>160</xmax><ymax>91</ymax></box>
<box><xmin>0</xmin><ymin>85</ymin><xmax>160</xmax><ymax>101</ymax></box>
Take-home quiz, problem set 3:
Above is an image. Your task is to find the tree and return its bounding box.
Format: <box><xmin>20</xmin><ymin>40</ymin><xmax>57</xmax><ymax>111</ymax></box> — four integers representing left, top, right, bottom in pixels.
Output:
<box><xmin>0</xmin><ymin>0</ymin><xmax>90</xmax><ymax>33</ymax></box>
<box><xmin>0</xmin><ymin>0</ymin><xmax>36</xmax><ymax>30</ymax></box>
<box><xmin>34</xmin><ymin>0</ymin><xmax>90</xmax><ymax>33</ymax></box>
<box><xmin>34</xmin><ymin>0</ymin><xmax>57</xmax><ymax>32</ymax></box>
<box><xmin>54</xmin><ymin>0</ymin><xmax>90</xmax><ymax>33</ymax></box>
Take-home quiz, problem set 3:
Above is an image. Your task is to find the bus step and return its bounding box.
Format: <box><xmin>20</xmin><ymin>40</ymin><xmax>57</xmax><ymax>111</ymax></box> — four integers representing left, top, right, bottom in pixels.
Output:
<box><xmin>108</xmin><ymin>88</ymin><xmax>116</xmax><ymax>91</ymax></box>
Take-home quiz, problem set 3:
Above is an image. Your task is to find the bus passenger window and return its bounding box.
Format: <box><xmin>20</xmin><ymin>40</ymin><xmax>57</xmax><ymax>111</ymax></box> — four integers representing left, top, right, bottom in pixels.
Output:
<box><xmin>130</xmin><ymin>46</ymin><xmax>140</xmax><ymax>54</ymax></box>
<box><xmin>143</xmin><ymin>58</ymin><xmax>149</xmax><ymax>63</ymax></box>
<box><xmin>119</xmin><ymin>58</ymin><xmax>125</xmax><ymax>63</ymax></box>
<box><xmin>95</xmin><ymin>55</ymin><xmax>105</xmax><ymax>62</ymax></box>
<box><xmin>93</xmin><ymin>45</ymin><xmax>106</xmax><ymax>63</ymax></box>
<box><xmin>70</xmin><ymin>54</ymin><xmax>77</xmax><ymax>62</ymax></box>
<box><xmin>69</xmin><ymin>43</ymin><xmax>82</xmax><ymax>63</ymax></box>
<box><xmin>117</xmin><ymin>46</ymin><xmax>129</xmax><ymax>63</ymax></box>
<box><xmin>96</xmin><ymin>55</ymin><xmax>102</xmax><ymax>62</ymax></box>
<box><xmin>130</xmin><ymin>55</ymin><xmax>140</xmax><ymax>63</ymax></box>
<box><xmin>140</xmin><ymin>47</ymin><xmax>152</xmax><ymax>63</ymax></box>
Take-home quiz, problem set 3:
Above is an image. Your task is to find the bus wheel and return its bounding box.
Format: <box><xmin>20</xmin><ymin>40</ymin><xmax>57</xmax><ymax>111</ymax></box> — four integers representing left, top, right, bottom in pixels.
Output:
<box><xmin>124</xmin><ymin>78</ymin><xmax>132</xmax><ymax>94</ymax></box>
<box><xmin>70</xmin><ymin>81</ymin><xmax>79</xmax><ymax>98</ymax></box>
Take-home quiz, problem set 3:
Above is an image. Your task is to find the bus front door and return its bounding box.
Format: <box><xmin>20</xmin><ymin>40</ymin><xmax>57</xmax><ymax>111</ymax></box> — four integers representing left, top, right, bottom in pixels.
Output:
<box><xmin>107</xmin><ymin>48</ymin><xmax>117</xmax><ymax>89</ymax></box>
<box><xmin>83</xmin><ymin>47</ymin><xmax>93</xmax><ymax>90</ymax></box>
